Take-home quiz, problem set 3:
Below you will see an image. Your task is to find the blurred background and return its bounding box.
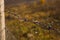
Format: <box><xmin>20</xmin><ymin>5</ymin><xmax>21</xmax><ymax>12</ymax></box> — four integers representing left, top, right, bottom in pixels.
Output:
<box><xmin>4</xmin><ymin>0</ymin><xmax>60</xmax><ymax>40</ymax></box>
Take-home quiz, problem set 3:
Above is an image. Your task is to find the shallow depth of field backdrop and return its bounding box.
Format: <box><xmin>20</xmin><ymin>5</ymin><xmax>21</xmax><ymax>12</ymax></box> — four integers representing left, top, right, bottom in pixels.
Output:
<box><xmin>5</xmin><ymin>0</ymin><xmax>60</xmax><ymax>40</ymax></box>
